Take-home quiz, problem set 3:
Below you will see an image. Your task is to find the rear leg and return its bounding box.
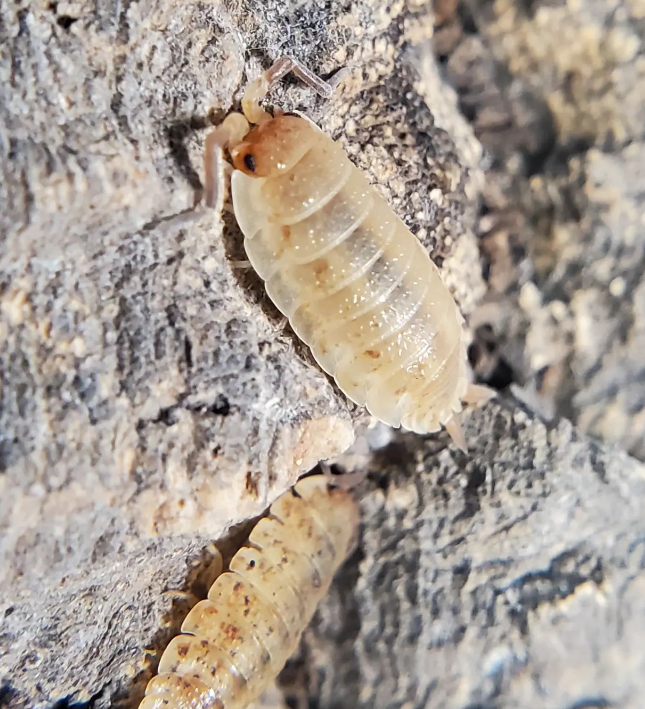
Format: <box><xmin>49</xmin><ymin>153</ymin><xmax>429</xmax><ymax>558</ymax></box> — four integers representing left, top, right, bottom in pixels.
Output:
<box><xmin>442</xmin><ymin>384</ymin><xmax>495</xmax><ymax>452</ymax></box>
<box><xmin>444</xmin><ymin>412</ymin><xmax>467</xmax><ymax>453</ymax></box>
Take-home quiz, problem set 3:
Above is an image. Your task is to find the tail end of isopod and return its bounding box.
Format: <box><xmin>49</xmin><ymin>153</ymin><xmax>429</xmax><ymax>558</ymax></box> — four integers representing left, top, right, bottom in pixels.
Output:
<box><xmin>444</xmin><ymin>413</ymin><xmax>468</xmax><ymax>453</ymax></box>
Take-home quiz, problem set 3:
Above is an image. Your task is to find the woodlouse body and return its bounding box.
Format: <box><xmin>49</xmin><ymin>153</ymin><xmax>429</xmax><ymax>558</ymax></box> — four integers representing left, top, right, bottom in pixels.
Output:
<box><xmin>229</xmin><ymin>115</ymin><xmax>469</xmax><ymax>434</ymax></box>
<box><xmin>139</xmin><ymin>476</ymin><xmax>359</xmax><ymax>709</ymax></box>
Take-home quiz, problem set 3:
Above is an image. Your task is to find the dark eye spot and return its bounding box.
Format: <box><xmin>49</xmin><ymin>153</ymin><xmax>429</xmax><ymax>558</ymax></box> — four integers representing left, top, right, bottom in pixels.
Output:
<box><xmin>244</xmin><ymin>153</ymin><xmax>256</xmax><ymax>172</ymax></box>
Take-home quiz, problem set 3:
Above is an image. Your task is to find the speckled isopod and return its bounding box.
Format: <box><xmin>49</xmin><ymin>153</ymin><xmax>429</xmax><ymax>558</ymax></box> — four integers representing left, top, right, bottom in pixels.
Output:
<box><xmin>204</xmin><ymin>58</ymin><xmax>492</xmax><ymax>448</ymax></box>
<box><xmin>138</xmin><ymin>475</ymin><xmax>359</xmax><ymax>709</ymax></box>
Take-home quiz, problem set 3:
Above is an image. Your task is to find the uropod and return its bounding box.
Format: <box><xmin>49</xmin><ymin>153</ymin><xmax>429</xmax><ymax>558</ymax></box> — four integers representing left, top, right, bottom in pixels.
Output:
<box><xmin>138</xmin><ymin>475</ymin><xmax>360</xmax><ymax>709</ymax></box>
<box><xmin>206</xmin><ymin>58</ymin><xmax>492</xmax><ymax>448</ymax></box>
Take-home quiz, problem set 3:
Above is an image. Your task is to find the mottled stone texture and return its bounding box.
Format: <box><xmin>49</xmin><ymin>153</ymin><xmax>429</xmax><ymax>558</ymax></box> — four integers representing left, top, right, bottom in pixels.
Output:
<box><xmin>289</xmin><ymin>403</ymin><xmax>645</xmax><ymax>709</ymax></box>
<box><xmin>438</xmin><ymin>0</ymin><xmax>645</xmax><ymax>459</ymax></box>
<box><xmin>0</xmin><ymin>0</ymin><xmax>485</xmax><ymax>707</ymax></box>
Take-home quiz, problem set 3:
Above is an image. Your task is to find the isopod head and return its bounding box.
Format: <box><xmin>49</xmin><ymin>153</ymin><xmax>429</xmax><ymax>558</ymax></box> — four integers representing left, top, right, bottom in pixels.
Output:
<box><xmin>231</xmin><ymin>115</ymin><xmax>314</xmax><ymax>178</ymax></box>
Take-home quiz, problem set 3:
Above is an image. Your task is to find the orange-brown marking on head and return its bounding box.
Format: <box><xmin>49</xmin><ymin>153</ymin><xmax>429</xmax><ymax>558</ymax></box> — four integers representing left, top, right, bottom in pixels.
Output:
<box><xmin>231</xmin><ymin>115</ymin><xmax>317</xmax><ymax>178</ymax></box>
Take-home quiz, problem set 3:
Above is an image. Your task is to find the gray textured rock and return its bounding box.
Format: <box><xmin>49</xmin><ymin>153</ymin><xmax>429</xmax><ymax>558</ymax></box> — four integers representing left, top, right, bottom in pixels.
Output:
<box><xmin>439</xmin><ymin>0</ymin><xmax>645</xmax><ymax>459</ymax></box>
<box><xmin>0</xmin><ymin>0</ymin><xmax>485</xmax><ymax>707</ymax></box>
<box><xmin>286</xmin><ymin>401</ymin><xmax>645</xmax><ymax>709</ymax></box>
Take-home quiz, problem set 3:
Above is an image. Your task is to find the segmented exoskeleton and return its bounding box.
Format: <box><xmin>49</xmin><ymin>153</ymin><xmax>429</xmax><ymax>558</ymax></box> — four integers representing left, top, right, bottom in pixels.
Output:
<box><xmin>139</xmin><ymin>475</ymin><xmax>359</xmax><ymax>709</ymax></box>
<box><xmin>205</xmin><ymin>57</ymin><xmax>492</xmax><ymax>448</ymax></box>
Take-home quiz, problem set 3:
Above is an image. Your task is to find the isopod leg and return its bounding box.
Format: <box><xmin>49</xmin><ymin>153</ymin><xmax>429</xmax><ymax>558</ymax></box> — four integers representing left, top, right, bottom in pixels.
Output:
<box><xmin>229</xmin><ymin>259</ymin><xmax>253</xmax><ymax>269</ymax></box>
<box><xmin>444</xmin><ymin>412</ymin><xmax>467</xmax><ymax>453</ymax></box>
<box><xmin>272</xmin><ymin>315</ymin><xmax>289</xmax><ymax>335</ymax></box>
<box><xmin>161</xmin><ymin>589</ymin><xmax>200</xmax><ymax>606</ymax></box>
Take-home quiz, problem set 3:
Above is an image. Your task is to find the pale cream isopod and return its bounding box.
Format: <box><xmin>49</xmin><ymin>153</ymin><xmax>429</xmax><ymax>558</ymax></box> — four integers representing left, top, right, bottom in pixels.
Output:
<box><xmin>138</xmin><ymin>475</ymin><xmax>359</xmax><ymax>709</ymax></box>
<box><xmin>205</xmin><ymin>58</ymin><xmax>493</xmax><ymax>448</ymax></box>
